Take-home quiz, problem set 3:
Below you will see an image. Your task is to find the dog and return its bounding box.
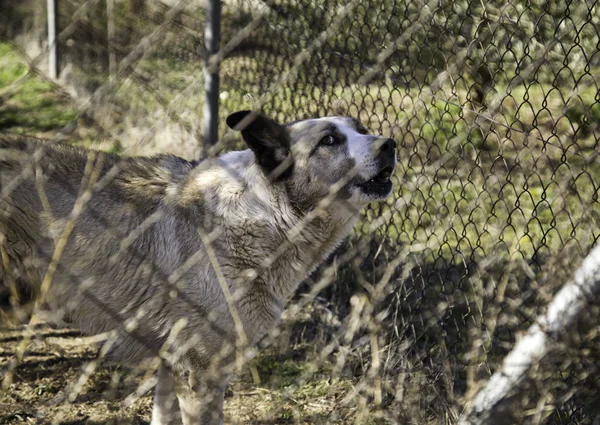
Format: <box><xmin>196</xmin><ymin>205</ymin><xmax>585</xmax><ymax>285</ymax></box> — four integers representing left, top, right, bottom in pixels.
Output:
<box><xmin>0</xmin><ymin>110</ymin><xmax>397</xmax><ymax>424</ymax></box>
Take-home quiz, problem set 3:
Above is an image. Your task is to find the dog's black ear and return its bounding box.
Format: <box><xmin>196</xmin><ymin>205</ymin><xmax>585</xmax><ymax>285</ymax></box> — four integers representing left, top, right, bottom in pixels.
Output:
<box><xmin>226</xmin><ymin>110</ymin><xmax>292</xmax><ymax>179</ymax></box>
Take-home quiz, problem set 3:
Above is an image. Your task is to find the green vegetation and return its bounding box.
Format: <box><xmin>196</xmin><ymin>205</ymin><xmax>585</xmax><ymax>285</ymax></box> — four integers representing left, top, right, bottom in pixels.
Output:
<box><xmin>238</xmin><ymin>353</ymin><xmax>373</xmax><ymax>424</ymax></box>
<box><xmin>2</xmin><ymin>0</ymin><xmax>600</xmax><ymax>422</ymax></box>
<box><xmin>0</xmin><ymin>43</ymin><xmax>77</xmax><ymax>134</ymax></box>
<box><xmin>345</xmin><ymin>76</ymin><xmax>600</xmax><ymax>266</ymax></box>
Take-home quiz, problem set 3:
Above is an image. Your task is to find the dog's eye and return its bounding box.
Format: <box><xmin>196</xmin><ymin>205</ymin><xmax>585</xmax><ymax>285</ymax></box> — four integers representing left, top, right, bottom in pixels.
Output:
<box><xmin>319</xmin><ymin>135</ymin><xmax>339</xmax><ymax>146</ymax></box>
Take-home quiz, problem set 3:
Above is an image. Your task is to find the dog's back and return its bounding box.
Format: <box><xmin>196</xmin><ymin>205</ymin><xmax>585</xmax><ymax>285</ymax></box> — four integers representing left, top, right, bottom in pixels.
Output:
<box><xmin>0</xmin><ymin>134</ymin><xmax>195</xmax><ymax>330</ymax></box>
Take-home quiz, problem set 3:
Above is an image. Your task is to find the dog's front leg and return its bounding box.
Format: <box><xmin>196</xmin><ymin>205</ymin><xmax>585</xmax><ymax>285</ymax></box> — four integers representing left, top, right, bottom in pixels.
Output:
<box><xmin>175</xmin><ymin>370</ymin><xmax>230</xmax><ymax>425</ymax></box>
<box><xmin>151</xmin><ymin>364</ymin><xmax>182</xmax><ymax>425</ymax></box>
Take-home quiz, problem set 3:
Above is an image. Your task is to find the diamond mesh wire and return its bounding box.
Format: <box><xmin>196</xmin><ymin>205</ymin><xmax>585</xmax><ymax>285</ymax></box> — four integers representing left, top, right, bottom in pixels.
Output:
<box><xmin>0</xmin><ymin>0</ymin><xmax>599</xmax><ymax>423</ymax></box>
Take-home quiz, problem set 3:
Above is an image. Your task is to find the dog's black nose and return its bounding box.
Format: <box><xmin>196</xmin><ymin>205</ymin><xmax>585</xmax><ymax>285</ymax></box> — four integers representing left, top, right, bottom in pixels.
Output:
<box><xmin>380</xmin><ymin>138</ymin><xmax>397</xmax><ymax>154</ymax></box>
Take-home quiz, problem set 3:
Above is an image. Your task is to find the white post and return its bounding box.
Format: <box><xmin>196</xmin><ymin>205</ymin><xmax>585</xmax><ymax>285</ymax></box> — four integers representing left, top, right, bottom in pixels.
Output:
<box><xmin>459</xmin><ymin>243</ymin><xmax>600</xmax><ymax>425</ymax></box>
<box><xmin>47</xmin><ymin>0</ymin><xmax>59</xmax><ymax>79</ymax></box>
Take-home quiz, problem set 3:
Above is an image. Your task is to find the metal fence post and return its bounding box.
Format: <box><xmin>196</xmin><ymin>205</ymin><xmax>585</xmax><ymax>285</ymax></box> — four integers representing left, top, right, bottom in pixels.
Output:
<box><xmin>107</xmin><ymin>0</ymin><xmax>117</xmax><ymax>78</ymax></box>
<box><xmin>202</xmin><ymin>0</ymin><xmax>221</xmax><ymax>155</ymax></box>
<box><xmin>47</xmin><ymin>0</ymin><xmax>59</xmax><ymax>79</ymax></box>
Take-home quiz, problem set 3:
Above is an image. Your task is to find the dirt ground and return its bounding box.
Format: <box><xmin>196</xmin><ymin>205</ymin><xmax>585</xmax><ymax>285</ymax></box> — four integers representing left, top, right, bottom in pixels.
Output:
<box><xmin>0</xmin><ymin>315</ymin><xmax>370</xmax><ymax>425</ymax></box>
<box><xmin>1</xmin><ymin>321</ymin><xmax>170</xmax><ymax>425</ymax></box>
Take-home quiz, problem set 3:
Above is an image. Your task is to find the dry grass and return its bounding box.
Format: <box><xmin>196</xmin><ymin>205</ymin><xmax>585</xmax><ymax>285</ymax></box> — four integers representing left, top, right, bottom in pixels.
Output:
<box><xmin>1</xmin><ymin>311</ymin><xmax>386</xmax><ymax>425</ymax></box>
<box><xmin>1</xmin><ymin>4</ymin><xmax>600</xmax><ymax>419</ymax></box>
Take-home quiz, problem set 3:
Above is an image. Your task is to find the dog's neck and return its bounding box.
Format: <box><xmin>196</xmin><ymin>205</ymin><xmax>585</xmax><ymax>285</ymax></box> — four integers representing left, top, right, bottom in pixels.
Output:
<box><xmin>190</xmin><ymin>150</ymin><xmax>359</xmax><ymax>284</ymax></box>
<box><xmin>180</xmin><ymin>150</ymin><xmax>360</xmax><ymax>341</ymax></box>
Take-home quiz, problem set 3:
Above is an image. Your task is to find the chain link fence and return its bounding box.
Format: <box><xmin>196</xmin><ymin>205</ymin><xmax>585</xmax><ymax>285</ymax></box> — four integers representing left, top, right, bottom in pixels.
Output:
<box><xmin>1</xmin><ymin>0</ymin><xmax>600</xmax><ymax>423</ymax></box>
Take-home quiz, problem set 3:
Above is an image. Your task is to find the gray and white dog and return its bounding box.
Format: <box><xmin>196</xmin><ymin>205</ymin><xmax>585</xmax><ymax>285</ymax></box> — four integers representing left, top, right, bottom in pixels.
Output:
<box><xmin>0</xmin><ymin>110</ymin><xmax>396</xmax><ymax>424</ymax></box>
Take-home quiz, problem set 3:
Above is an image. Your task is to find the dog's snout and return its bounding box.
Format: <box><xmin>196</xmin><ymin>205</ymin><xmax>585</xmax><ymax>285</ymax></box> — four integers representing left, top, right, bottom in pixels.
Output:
<box><xmin>380</xmin><ymin>138</ymin><xmax>397</xmax><ymax>154</ymax></box>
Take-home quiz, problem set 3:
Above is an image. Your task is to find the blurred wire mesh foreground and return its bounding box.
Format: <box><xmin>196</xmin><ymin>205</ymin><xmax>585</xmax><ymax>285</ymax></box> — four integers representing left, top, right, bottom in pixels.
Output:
<box><xmin>1</xmin><ymin>0</ymin><xmax>600</xmax><ymax>424</ymax></box>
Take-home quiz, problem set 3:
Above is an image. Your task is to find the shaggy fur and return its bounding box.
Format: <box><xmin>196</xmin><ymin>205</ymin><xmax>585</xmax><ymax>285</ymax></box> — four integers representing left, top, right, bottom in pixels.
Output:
<box><xmin>0</xmin><ymin>111</ymin><xmax>396</xmax><ymax>424</ymax></box>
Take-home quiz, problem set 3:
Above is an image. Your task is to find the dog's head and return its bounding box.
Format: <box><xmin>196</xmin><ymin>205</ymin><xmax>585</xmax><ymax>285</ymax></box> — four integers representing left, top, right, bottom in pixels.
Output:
<box><xmin>226</xmin><ymin>110</ymin><xmax>397</xmax><ymax>211</ymax></box>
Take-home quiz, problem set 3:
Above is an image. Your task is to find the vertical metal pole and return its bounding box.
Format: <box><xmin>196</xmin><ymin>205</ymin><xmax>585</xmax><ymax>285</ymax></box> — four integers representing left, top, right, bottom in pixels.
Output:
<box><xmin>47</xmin><ymin>0</ymin><xmax>59</xmax><ymax>79</ymax></box>
<box><xmin>202</xmin><ymin>0</ymin><xmax>221</xmax><ymax>154</ymax></box>
<box><xmin>107</xmin><ymin>0</ymin><xmax>117</xmax><ymax>78</ymax></box>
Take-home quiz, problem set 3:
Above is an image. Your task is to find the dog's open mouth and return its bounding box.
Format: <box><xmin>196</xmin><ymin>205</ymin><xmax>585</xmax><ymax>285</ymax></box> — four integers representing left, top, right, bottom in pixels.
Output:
<box><xmin>358</xmin><ymin>166</ymin><xmax>394</xmax><ymax>197</ymax></box>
